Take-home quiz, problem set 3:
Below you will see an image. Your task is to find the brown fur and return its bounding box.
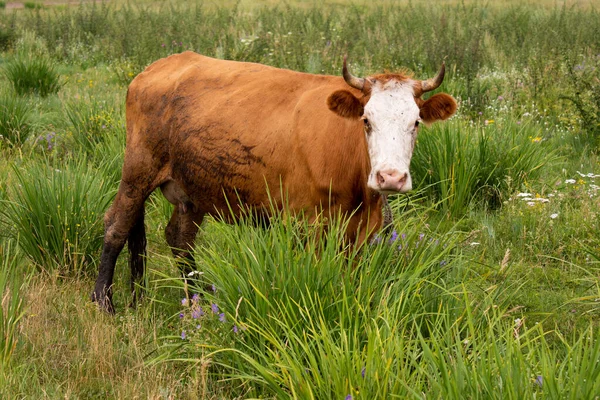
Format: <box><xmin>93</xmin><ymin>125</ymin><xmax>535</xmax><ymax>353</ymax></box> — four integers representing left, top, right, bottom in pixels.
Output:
<box><xmin>327</xmin><ymin>90</ymin><xmax>364</xmax><ymax>119</ymax></box>
<box><xmin>419</xmin><ymin>93</ymin><xmax>457</xmax><ymax>123</ymax></box>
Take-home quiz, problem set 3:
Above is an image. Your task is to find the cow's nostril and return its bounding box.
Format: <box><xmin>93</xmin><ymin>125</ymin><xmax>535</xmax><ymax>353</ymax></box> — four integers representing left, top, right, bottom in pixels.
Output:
<box><xmin>376</xmin><ymin>172</ymin><xmax>385</xmax><ymax>186</ymax></box>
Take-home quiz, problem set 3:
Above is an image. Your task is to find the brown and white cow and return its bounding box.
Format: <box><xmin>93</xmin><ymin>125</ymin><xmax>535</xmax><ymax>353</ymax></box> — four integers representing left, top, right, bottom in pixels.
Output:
<box><xmin>92</xmin><ymin>51</ymin><xmax>456</xmax><ymax>312</ymax></box>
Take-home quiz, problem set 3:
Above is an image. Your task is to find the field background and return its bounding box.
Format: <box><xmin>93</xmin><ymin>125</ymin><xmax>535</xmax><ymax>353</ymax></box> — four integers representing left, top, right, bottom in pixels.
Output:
<box><xmin>0</xmin><ymin>0</ymin><xmax>599</xmax><ymax>398</ymax></box>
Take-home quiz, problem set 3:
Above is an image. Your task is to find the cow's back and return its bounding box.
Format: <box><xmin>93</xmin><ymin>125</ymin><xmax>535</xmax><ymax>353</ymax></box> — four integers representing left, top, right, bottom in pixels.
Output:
<box><xmin>125</xmin><ymin>52</ymin><xmax>372</xmax><ymax>218</ymax></box>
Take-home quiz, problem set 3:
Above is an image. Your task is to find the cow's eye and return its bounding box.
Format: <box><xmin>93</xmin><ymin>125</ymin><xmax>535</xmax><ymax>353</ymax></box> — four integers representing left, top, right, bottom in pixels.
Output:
<box><xmin>363</xmin><ymin>118</ymin><xmax>371</xmax><ymax>130</ymax></box>
<box><xmin>415</xmin><ymin>120</ymin><xmax>420</xmax><ymax>128</ymax></box>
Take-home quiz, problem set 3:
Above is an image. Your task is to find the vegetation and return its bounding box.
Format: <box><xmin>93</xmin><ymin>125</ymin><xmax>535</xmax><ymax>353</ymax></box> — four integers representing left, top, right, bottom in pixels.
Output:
<box><xmin>0</xmin><ymin>0</ymin><xmax>599</xmax><ymax>398</ymax></box>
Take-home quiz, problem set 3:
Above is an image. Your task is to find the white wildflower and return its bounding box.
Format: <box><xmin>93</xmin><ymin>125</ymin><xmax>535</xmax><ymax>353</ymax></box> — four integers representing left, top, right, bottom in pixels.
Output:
<box><xmin>550</xmin><ymin>213</ymin><xmax>559</xmax><ymax>219</ymax></box>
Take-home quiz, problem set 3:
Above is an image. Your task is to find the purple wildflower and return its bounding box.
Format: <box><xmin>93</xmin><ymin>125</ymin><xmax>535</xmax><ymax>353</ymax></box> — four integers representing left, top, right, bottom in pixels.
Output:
<box><xmin>192</xmin><ymin>293</ymin><xmax>200</xmax><ymax>301</ymax></box>
<box><xmin>179</xmin><ymin>312</ymin><xmax>184</xmax><ymax>319</ymax></box>
<box><xmin>361</xmin><ymin>366</ymin><xmax>366</xmax><ymax>378</ymax></box>
<box><xmin>535</xmin><ymin>375</ymin><xmax>543</xmax><ymax>387</ymax></box>
<box><xmin>219</xmin><ymin>313</ymin><xmax>226</xmax><ymax>322</ymax></box>
<box><xmin>345</xmin><ymin>395</ymin><xmax>353</xmax><ymax>400</ymax></box>
<box><xmin>419</xmin><ymin>233</ymin><xmax>425</xmax><ymax>241</ymax></box>
<box><xmin>478</xmin><ymin>111</ymin><xmax>483</xmax><ymax>115</ymax></box>
<box><xmin>161</xmin><ymin>43</ymin><xmax>165</xmax><ymax>47</ymax></box>
<box><xmin>389</xmin><ymin>230</ymin><xmax>398</xmax><ymax>243</ymax></box>
<box><xmin>233</xmin><ymin>325</ymin><xmax>239</xmax><ymax>333</ymax></box>
<box><xmin>440</xmin><ymin>260</ymin><xmax>448</xmax><ymax>266</ymax></box>
<box><xmin>497</xmin><ymin>96</ymin><xmax>504</xmax><ymax>101</ymax></box>
<box><xmin>211</xmin><ymin>284</ymin><xmax>217</xmax><ymax>292</ymax></box>
<box><xmin>192</xmin><ymin>308</ymin><xmax>204</xmax><ymax>319</ymax></box>
<box><xmin>401</xmin><ymin>233</ymin><xmax>406</xmax><ymax>240</ymax></box>
<box><xmin>181</xmin><ymin>331</ymin><xmax>186</xmax><ymax>340</ymax></box>
<box><xmin>181</xmin><ymin>298</ymin><xmax>188</xmax><ymax>306</ymax></box>
<box><xmin>211</xmin><ymin>303</ymin><xmax>219</xmax><ymax>314</ymax></box>
<box><xmin>196</xmin><ymin>324</ymin><xmax>201</xmax><ymax>330</ymax></box>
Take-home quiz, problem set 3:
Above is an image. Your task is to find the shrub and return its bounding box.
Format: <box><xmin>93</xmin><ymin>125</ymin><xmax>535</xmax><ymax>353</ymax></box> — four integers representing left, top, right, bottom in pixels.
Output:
<box><xmin>561</xmin><ymin>55</ymin><xmax>600</xmax><ymax>151</ymax></box>
<box><xmin>0</xmin><ymin>93</ymin><xmax>36</xmax><ymax>147</ymax></box>
<box><xmin>0</xmin><ymin>160</ymin><xmax>115</xmax><ymax>275</ymax></box>
<box><xmin>3</xmin><ymin>56</ymin><xmax>62</xmax><ymax>97</ymax></box>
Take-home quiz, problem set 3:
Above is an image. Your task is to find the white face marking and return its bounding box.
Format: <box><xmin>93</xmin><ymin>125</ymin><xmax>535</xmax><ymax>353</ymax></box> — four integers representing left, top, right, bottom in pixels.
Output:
<box><xmin>362</xmin><ymin>79</ymin><xmax>420</xmax><ymax>193</ymax></box>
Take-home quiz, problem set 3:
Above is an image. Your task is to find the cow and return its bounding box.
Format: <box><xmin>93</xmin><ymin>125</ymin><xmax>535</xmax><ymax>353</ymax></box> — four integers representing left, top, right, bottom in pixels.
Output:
<box><xmin>92</xmin><ymin>51</ymin><xmax>457</xmax><ymax>313</ymax></box>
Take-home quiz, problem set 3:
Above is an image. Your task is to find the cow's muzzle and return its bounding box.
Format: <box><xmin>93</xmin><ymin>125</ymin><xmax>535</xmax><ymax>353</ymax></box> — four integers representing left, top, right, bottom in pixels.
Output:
<box><xmin>375</xmin><ymin>169</ymin><xmax>412</xmax><ymax>193</ymax></box>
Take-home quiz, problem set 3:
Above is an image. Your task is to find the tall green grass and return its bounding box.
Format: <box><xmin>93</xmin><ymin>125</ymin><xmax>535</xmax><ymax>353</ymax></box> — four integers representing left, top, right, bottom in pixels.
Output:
<box><xmin>65</xmin><ymin>95</ymin><xmax>122</xmax><ymax>155</ymax></box>
<box><xmin>0</xmin><ymin>240</ymin><xmax>27</xmax><ymax>377</ymax></box>
<box><xmin>0</xmin><ymin>93</ymin><xmax>36</xmax><ymax>147</ymax></box>
<box><xmin>151</xmin><ymin>210</ymin><xmax>600</xmax><ymax>398</ymax></box>
<box><xmin>3</xmin><ymin>56</ymin><xmax>62</xmax><ymax>97</ymax></box>
<box><xmin>0</xmin><ymin>160</ymin><xmax>115</xmax><ymax>275</ymax></box>
<box><xmin>412</xmin><ymin>119</ymin><xmax>556</xmax><ymax>217</ymax></box>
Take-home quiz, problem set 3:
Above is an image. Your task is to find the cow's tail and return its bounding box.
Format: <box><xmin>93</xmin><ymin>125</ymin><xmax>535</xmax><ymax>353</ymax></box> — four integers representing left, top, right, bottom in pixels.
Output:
<box><xmin>128</xmin><ymin>205</ymin><xmax>147</xmax><ymax>304</ymax></box>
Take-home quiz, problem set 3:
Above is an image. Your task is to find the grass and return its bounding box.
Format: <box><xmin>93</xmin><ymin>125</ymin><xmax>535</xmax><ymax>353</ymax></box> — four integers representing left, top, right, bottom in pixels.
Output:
<box><xmin>3</xmin><ymin>55</ymin><xmax>62</xmax><ymax>97</ymax></box>
<box><xmin>0</xmin><ymin>159</ymin><xmax>115</xmax><ymax>275</ymax></box>
<box><xmin>0</xmin><ymin>91</ymin><xmax>36</xmax><ymax>147</ymax></box>
<box><xmin>0</xmin><ymin>0</ymin><xmax>598</xmax><ymax>398</ymax></box>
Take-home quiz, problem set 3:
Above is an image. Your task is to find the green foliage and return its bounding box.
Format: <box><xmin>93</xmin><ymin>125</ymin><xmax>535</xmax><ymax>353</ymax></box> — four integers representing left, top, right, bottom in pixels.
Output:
<box><xmin>561</xmin><ymin>55</ymin><xmax>600</xmax><ymax>150</ymax></box>
<box><xmin>0</xmin><ymin>160</ymin><xmax>115</xmax><ymax>275</ymax></box>
<box><xmin>23</xmin><ymin>2</ymin><xmax>42</xmax><ymax>10</ymax></box>
<box><xmin>411</xmin><ymin>119</ymin><xmax>556</xmax><ymax>217</ymax></box>
<box><xmin>155</xmin><ymin>209</ymin><xmax>460</xmax><ymax>398</ymax></box>
<box><xmin>0</xmin><ymin>93</ymin><xmax>36</xmax><ymax>147</ymax></box>
<box><xmin>3</xmin><ymin>56</ymin><xmax>62</xmax><ymax>97</ymax></box>
<box><xmin>0</xmin><ymin>241</ymin><xmax>27</xmax><ymax>376</ymax></box>
<box><xmin>65</xmin><ymin>96</ymin><xmax>121</xmax><ymax>154</ymax></box>
<box><xmin>156</xmin><ymin>212</ymin><xmax>600</xmax><ymax>398</ymax></box>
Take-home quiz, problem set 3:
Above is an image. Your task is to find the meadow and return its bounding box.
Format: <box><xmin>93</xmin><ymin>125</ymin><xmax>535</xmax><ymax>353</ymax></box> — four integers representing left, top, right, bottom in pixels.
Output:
<box><xmin>0</xmin><ymin>0</ymin><xmax>599</xmax><ymax>398</ymax></box>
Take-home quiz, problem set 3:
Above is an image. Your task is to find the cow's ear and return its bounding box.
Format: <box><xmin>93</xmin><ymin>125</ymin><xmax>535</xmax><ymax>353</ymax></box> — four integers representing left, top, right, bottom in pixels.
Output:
<box><xmin>327</xmin><ymin>90</ymin><xmax>364</xmax><ymax>119</ymax></box>
<box><xmin>419</xmin><ymin>93</ymin><xmax>457</xmax><ymax>124</ymax></box>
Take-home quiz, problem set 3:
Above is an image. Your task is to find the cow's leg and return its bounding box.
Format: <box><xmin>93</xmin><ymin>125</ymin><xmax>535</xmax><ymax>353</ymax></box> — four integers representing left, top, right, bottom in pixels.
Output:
<box><xmin>92</xmin><ymin>183</ymin><xmax>148</xmax><ymax>313</ymax></box>
<box><xmin>165</xmin><ymin>202</ymin><xmax>204</xmax><ymax>277</ymax></box>
<box><xmin>129</xmin><ymin>206</ymin><xmax>146</xmax><ymax>307</ymax></box>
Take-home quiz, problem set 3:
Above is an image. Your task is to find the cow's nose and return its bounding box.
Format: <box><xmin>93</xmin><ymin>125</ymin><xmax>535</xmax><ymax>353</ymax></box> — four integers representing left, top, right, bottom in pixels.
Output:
<box><xmin>376</xmin><ymin>170</ymin><xmax>409</xmax><ymax>192</ymax></box>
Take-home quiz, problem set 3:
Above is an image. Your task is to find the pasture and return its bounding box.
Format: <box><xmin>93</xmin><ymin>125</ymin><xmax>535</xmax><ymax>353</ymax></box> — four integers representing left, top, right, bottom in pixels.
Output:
<box><xmin>0</xmin><ymin>0</ymin><xmax>599</xmax><ymax>398</ymax></box>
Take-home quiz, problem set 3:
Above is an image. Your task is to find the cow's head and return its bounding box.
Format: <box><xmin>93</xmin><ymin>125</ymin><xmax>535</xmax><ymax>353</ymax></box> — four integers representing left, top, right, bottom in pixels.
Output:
<box><xmin>327</xmin><ymin>57</ymin><xmax>457</xmax><ymax>194</ymax></box>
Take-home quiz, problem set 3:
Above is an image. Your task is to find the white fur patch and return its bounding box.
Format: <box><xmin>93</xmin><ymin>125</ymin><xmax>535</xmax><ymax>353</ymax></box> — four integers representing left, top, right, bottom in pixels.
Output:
<box><xmin>363</xmin><ymin>80</ymin><xmax>419</xmax><ymax>193</ymax></box>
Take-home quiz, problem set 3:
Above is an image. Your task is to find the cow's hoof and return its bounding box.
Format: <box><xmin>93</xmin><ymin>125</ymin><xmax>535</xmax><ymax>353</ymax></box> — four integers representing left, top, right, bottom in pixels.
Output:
<box><xmin>91</xmin><ymin>291</ymin><xmax>115</xmax><ymax>314</ymax></box>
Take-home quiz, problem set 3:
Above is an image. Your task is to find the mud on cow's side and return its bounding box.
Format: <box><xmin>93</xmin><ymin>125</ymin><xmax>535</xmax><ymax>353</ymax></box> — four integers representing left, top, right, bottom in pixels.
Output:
<box><xmin>92</xmin><ymin>52</ymin><xmax>457</xmax><ymax>313</ymax></box>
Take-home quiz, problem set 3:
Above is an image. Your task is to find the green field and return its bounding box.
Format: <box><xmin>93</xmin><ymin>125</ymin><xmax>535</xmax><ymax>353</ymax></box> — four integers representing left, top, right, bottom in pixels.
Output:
<box><xmin>1</xmin><ymin>0</ymin><xmax>599</xmax><ymax>398</ymax></box>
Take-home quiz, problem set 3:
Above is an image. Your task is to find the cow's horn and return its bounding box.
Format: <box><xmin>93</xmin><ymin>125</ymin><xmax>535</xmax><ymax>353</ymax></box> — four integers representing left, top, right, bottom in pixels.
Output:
<box><xmin>343</xmin><ymin>56</ymin><xmax>365</xmax><ymax>91</ymax></box>
<box><xmin>420</xmin><ymin>62</ymin><xmax>446</xmax><ymax>93</ymax></box>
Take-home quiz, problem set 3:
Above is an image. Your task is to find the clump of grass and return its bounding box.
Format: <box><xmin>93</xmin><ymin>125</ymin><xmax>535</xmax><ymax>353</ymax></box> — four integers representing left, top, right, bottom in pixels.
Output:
<box><xmin>152</xmin><ymin>206</ymin><xmax>461</xmax><ymax>397</ymax></box>
<box><xmin>65</xmin><ymin>96</ymin><xmax>121</xmax><ymax>154</ymax></box>
<box><xmin>0</xmin><ymin>93</ymin><xmax>36</xmax><ymax>147</ymax></box>
<box><xmin>0</xmin><ymin>240</ymin><xmax>28</xmax><ymax>376</ymax></box>
<box><xmin>411</xmin><ymin>118</ymin><xmax>555</xmax><ymax>217</ymax></box>
<box><xmin>151</xmin><ymin>208</ymin><xmax>600</xmax><ymax>397</ymax></box>
<box><xmin>3</xmin><ymin>56</ymin><xmax>62</xmax><ymax>97</ymax></box>
<box><xmin>0</xmin><ymin>160</ymin><xmax>115</xmax><ymax>275</ymax></box>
